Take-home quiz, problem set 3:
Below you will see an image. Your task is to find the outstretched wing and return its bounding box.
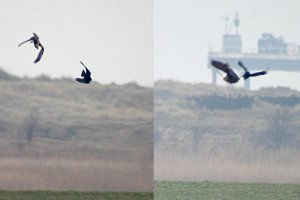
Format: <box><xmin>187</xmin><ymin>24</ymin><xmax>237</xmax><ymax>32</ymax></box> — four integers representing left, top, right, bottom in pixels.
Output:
<box><xmin>80</xmin><ymin>61</ymin><xmax>91</xmax><ymax>77</ymax></box>
<box><xmin>250</xmin><ymin>71</ymin><xmax>267</xmax><ymax>77</ymax></box>
<box><xmin>75</xmin><ymin>78</ymin><xmax>86</xmax><ymax>83</ymax></box>
<box><xmin>18</xmin><ymin>38</ymin><xmax>32</xmax><ymax>47</ymax></box>
<box><xmin>80</xmin><ymin>61</ymin><xmax>87</xmax><ymax>68</ymax></box>
<box><xmin>34</xmin><ymin>46</ymin><xmax>44</xmax><ymax>63</ymax></box>
<box><xmin>238</xmin><ymin>60</ymin><xmax>248</xmax><ymax>72</ymax></box>
<box><xmin>211</xmin><ymin>60</ymin><xmax>228</xmax><ymax>73</ymax></box>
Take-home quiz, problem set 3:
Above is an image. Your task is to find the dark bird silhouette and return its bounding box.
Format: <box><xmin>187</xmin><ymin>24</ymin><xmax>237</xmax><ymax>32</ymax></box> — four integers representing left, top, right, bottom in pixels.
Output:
<box><xmin>238</xmin><ymin>61</ymin><xmax>267</xmax><ymax>80</ymax></box>
<box><xmin>75</xmin><ymin>61</ymin><xmax>92</xmax><ymax>84</ymax></box>
<box><xmin>211</xmin><ymin>60</ymin><xmax>240</xmax><ymax>84</ymax></box>
<box><xmin>18</xmin><ymin>33</ymin><xmax>44</xmax><ymax>63</ymax></box>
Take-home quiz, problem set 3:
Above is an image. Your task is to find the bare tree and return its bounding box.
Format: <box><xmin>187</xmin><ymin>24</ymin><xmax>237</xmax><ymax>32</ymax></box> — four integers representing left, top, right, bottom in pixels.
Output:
<box><xmin>192</xmin><ymin>126</ymin><xmax>205</xmax><ymax>153</ymax></box>
<box><xmin>255</xmin><ymin>108</ymin><xmax>296</xmax><ymax>156</ymax></box>
<box><xmin>24</xmin><ymin>109</ymin><xmax>38</xmax><ymax>145</ymax></box>
<box><xmin>154</xmin><ymin>126</ymin><xmax>162</xmax><ymax>146</ymax></box>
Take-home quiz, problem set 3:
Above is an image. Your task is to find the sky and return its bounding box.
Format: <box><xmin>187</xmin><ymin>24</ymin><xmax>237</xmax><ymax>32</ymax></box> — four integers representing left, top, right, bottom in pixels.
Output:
<box><xmin>0</xmin><ymin>0</ymin><xmax>152</xmax><ymax>87</ymax></box>
<box><xmin>154</xmin><ymin>0</ymin><xmax>300</xmax><ymax>90</ymax></box>
<box><xmin>1</xmin><ymin>0</ymin><xmax>300</xmax><ymax>90</ymax></box>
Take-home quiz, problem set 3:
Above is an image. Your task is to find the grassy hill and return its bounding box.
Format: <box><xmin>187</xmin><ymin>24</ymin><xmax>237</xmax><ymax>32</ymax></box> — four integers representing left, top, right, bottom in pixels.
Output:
<box><xmin>0</xmin><ymin>69</ymin><xmax>153</xmax><ymax>191</ymax></box>
<box><xmin>155</xmin><ymin>80</ymin><xmax>300</xmax><ymax>183</ymax></box>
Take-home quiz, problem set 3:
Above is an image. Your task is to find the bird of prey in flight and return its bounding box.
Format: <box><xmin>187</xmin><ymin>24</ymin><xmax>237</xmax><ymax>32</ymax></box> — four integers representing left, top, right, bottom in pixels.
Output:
<box><xmin>211</xmin><ymin>60</ymin><xmax>240</xmax><ymax>84</ymax></box>
<box><xmin>75</xmin><ymin>61</ymin><xmax>92</xmax><ymax>84</ymax></box>
<box><xmin>18</xmin><ymin>33</ymin><xmax>44</xmax><ymax>63</ymax></box>
<box><xmin>238</xmin><ymin>61</ymin><xmax>267</xmax><ymax>80</ymax></box>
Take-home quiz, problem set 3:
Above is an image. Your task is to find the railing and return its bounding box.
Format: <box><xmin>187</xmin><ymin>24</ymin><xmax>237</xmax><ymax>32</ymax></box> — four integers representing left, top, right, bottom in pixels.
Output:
<box><xmin>208</xmin><ymin>50</ymin><xmax>300</xmax><ymax>60</ymax></box>
<box><xmin>209</xmin><ymin>47</ymin><xmax>300</xmax><ymax>60</ymax></box>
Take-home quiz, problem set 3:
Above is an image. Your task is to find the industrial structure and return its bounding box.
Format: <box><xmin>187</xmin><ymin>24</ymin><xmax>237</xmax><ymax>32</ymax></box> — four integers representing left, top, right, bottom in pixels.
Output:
<box><xmin>207</xmin><ymin>13</ymin><xmax>300</xmax><ymax>90</ymax></box>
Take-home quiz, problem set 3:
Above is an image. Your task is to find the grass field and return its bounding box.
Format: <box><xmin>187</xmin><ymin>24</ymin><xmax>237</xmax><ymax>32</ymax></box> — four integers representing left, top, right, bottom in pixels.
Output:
<box><xmin>0</xmin><ymin>191</ymin><xmax>153</xmax><ymax>200</ymax></box>
<box><xmin>155</xmin><ymin>181</ymin><xmax>300</xmax><ymax>200</ymax></box>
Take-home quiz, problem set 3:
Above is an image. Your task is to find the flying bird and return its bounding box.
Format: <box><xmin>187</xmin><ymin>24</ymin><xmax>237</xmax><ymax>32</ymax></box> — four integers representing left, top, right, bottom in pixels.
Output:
<box><xmin>238</xmin><ymin>61</ymin><xmax>267</xmax><ymax>80</ymax></box>
<box><xmin>211</xmin><ymin>60</ymin><xmax>240</xmax><ymax>84</ymax></box>
<box><xmin>18</xmin><ymin>33</ymin><xmax>44</xmax><ymax>63</ymax></box>
<box><xmin>75</xmin><ymin>61</ymin><xmax>92</xmax><ymax>84</ymax></box>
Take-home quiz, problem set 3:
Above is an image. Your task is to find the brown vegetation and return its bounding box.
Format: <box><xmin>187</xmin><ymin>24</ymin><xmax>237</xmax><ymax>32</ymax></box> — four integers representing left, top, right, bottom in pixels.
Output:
<box><xmin>155</xmin><ymin>80</ymin><xmax>300</xmax><ymax>183</ymax></box>
<box><xmin>0</xmin><ymin>70</ymin><xmax>153</xmax><ymax>191</ymax></box>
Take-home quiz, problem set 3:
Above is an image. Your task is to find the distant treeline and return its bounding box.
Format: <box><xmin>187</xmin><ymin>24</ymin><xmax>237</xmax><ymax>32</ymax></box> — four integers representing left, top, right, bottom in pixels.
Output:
<box><xmin>187</xmin><ymin>95</ymin><xmax>300</xmax><ymax>110</ymax></box>
<box><xmin>260</xmin><ymin>95</ymin><xmax>300</xmax><ymax>107</ymax></box>
<box><xmin>189</xmin><ymin>95</ymin><xmax>254</xmax><ymax>110</ymax></box>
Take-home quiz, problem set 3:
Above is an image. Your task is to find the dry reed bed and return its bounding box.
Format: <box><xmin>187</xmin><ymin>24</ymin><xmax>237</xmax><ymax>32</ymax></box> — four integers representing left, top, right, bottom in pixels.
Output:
<box><xmin>0</xmin><ymin>157</ymin><xmax>153</xmax><ymax>191</ymax></box>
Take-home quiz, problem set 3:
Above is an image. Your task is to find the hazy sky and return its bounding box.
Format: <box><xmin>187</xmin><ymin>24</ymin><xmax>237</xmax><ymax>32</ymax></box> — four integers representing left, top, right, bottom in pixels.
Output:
<box><xmin>0</xmin><ymin>0</ymin><xmax>152</xmax><ymax>86</ymax></box>
<box><xmin>154</xmin><ymin>0</ymin><xmax>300</xmax><ymax>90</ymax></box>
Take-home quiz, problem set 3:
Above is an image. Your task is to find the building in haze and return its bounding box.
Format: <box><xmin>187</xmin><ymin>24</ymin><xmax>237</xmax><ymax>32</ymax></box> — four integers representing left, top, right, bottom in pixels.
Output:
<box><xmin>208</xmin><ymin>12</ymin><xmax>300</xmax><ymax>90</ymax></box>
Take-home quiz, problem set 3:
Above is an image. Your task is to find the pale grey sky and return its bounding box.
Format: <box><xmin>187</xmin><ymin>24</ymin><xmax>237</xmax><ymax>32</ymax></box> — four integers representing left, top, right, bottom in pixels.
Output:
<box><xmin>154</xmin><ymin>0</ymin><xmax>300</xmax><ymax>90</ymax></box>
<box><xmin>0</xmin><ymin>0</ymin><xmax>152</xmax><ymax>86</ymax></box>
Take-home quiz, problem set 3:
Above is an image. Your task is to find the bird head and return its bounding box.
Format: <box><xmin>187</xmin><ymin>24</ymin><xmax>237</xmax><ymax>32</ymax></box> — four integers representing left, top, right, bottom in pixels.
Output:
<box><xmin>242</xmin><ymin>72</ymin><xmax>250</xmax><ymax>80</ymax></box>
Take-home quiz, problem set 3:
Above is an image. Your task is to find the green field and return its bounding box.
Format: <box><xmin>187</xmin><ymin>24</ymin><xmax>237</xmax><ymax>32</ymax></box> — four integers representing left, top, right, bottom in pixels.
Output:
<box><xmin>0</xmin><ymin>191</ymin><xmax>153</xmax><ymax>200</ymax></box>
<box><xmin>155</xmin><ymin>181</ymin><xmax>300</xmax><ymax>200</ymax></box>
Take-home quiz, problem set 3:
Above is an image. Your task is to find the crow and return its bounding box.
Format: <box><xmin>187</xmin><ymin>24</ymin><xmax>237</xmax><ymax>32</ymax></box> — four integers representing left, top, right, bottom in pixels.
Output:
<box><xmin>75</xmin><ymin>61</ymin><xmax>92</xmax><ymax>84</ymax></box>
<box><xmin>211</xmin><ymin>60</ymin><xmax>240</xmax><ymax>84</ymax></box>
<box><xmin>18</xmin><ymin>33</ymin><xmax>44</xmax><ymax>63</ymax></box>
<box><xmin>238</xmin><ymin>61</ymin><xmax>267</xmax><ymax>80</ymax></box>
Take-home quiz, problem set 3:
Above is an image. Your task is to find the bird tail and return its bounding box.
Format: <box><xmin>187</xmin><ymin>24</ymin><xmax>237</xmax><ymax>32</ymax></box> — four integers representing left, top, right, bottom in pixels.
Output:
<box><xmin>224</xmin><ymin>74</ymin><xmax>240</xmax><ymax>84</ymax></box>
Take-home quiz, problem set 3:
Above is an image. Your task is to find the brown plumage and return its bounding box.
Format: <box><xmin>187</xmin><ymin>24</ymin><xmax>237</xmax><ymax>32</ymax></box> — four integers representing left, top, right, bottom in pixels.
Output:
<box><xmin>18</xmin><ymin>33</ymin><xmax>44</xmax><ymax>63</ymax></box>
<box><xmin>211</xmin><ymin>60</ymin><xmax>240</xmax><ymax>84</ymax></box>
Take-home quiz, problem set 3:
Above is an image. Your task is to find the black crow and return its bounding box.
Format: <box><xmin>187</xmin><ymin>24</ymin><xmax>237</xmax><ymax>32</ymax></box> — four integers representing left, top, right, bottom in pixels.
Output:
<box><xmin>211</xmin><ymin>60</ymin><xmax>240</xmax><ymax>84</ymax></box>
<box><xmin>75</xmin><ymin>61</ymin><xmax>92</xmax><ymax>84</ymax></box>
<box><xmin>238</xmin><ymin>61</ymin><xmax>267</xmax><ymax>80</ymax></box>
<box><xmin>18</xmin><ymin>33</ymin><xmax>44</xmax><ymax>63</ymax></box>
